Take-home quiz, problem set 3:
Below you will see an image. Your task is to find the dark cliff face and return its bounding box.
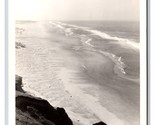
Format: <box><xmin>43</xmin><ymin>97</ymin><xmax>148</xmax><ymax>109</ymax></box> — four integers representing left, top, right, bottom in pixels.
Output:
<box><xmin>16</xmin><ymin>75</ymin><xmax>73</xmax><ymax>125</ymax></box>
<box><xmin>16</xmin><ymin>75</ymin><xmax>25</xmax><ymax>93</ymax></box>
<box><xmin>16</xmin><ymin>75</ymin><xmax>107</xmax><ymax>125</ymax></box>
<box><xmin>16</xmin><ymin>96</ymin><xmax>73</xmax><ymax>125</ymax></box>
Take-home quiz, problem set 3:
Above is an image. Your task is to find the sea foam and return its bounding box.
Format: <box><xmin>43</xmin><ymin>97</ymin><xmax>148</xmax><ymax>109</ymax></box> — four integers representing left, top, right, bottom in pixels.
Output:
<box><xmin>49</xmin><ymin>21</ymin><xmax>140</xmax><ymax>50</ymax></box>
<box><xmin>99</xmin><ymin>51</ymin><xmax>126</xmax><ymax>75</ymax></box>
<box><xmin>49</xmin><ymin>21</ymin><xmax>127</xmax><ymax>75</ymax></box>
<box><xmin>89</xmin><ymin>30</ymin><xmax>140</xmax><ymax>50</ymax></box>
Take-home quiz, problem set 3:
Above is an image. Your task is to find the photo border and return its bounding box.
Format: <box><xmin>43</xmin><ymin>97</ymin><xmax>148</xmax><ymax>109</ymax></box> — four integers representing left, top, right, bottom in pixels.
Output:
<box><xmin>5</xmin><ymin>0</ymin><xmax>149</xmax><ymax>125</ymax></box>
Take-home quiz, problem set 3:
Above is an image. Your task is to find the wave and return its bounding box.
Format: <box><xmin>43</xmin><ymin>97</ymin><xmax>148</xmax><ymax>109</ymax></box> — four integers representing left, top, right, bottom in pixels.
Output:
<box><xmin>84</xmin><ymin>39</ymin><xmax>94</xmax><ymax>47</ymax></box>
<box><xmin>55</xmin><ymin>21</ymin><xmax>89</xmax><ymax>30</ymax></box>
<box><xmin>49</xmin><ymin>21</ymin><xmax>127</xmax><ymax>75</ymax></box>
<box><xmin>79</xmin><ymin>35</ymin><xmax>94</xmax><ymax>47</ymax></box>
<box><xmin>49</xmin><ymin>22</ymin><xmax>94</xmax><ymax>48</ymax></box>
<box><xmin>49</xmin><ymin>21</ymin><xmax>139</xmax><ymax>50</ymax></box>
<box><xmin>49</xmin><ymin>21</ymin><xmax>65</xmax><ymax>29</ymax></box>
<box><xmin>65</xmin><ymin>28</ymin><xmax>74</xmax><ymax>36</ymax></box>
<box><xmin>99</xmin><ymin>51</ymin><xmax>126</xmax><ymax>75</ymax></box>
<box><xmin>49</xmin><ymin>21</ymin><xmax>75</xmax><ymax>36</ymax></box>
<box><xmin>89</xmin><ymin>30</ymin><xmax>139</xmax><ymax>50</ymax></box>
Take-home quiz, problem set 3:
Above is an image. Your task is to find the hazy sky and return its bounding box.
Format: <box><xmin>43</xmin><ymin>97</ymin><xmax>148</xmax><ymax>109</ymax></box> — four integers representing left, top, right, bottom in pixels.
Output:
<box><xmin>15</xmin><ymin>0</ymin><xmax>139</xmax><ymax>21</ymax></box>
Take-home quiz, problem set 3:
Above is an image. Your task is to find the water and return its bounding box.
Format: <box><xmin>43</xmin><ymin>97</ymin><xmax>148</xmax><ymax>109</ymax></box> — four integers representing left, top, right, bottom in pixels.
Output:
<box><xmin>16</xmin><ymin>21</ymin><xmax>140</xmax><ymax>125</ymax></box>
<box><xmin>48</xmin><ymin>21</ymin><xmax>140</xmax><ymax>125</ymax></box>
<box><xmin>50</xmin><ymin>21</ymin><xmax>140</xmax><ymax>79</ymax></box>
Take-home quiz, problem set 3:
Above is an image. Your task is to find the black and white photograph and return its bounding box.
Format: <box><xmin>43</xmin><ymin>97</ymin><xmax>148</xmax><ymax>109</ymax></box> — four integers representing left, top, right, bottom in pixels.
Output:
<box><xmin>14</xmin><ymin>0</ymin><xmax>147</xmax><ymax>125</ymax></box>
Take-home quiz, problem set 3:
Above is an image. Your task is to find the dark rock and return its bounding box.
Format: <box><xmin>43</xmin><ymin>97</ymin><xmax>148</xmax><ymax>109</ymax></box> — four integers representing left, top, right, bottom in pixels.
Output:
<box><xmin>16</xmin><ymin>96</ymin><xmax>73</xmax><ymax>125</ymax></box>
<box><xmin>93</xmin><ymin>121</ymin><xmax>107</xmax><ymax>125</ymax></box>
<box><xmin>16</xmin><ymin>42</ymin><xmax>26</xmax><ymax>49</ymax></box>
<box><xmin>16</xmin><ymin>75</ymin><xmax>25</xmax><ymax>93</ymax></box>
<box><xmin>16</xmin><ymin>75</ymin><xmax>107</xmax><ymax>125</ymax></box>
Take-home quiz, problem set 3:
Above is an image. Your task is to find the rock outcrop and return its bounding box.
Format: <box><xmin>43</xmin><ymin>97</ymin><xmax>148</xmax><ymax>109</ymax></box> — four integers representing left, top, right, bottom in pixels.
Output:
<box><xmin>16</xmin><ymin>75</ymin><xmax>107</xmax><ymax>125</ymax></box>
<box><xmin>16</xmin><ymin>75</ymin><xmax>73</xmax><ymax>125</ymax></box>
<box><xmin>93</xmin><ymin>121</ymin><xmax>107</xmax><ymax>125</ymax></box>
<box><xmin>16</xmin><ymin>75</ymin><xmax>25</xmax><ymax>93</ymax></box>
<box><xmin>16</xmin><ymin>42</ymin><xmax>26</xmax><ymax>49</ymax></box>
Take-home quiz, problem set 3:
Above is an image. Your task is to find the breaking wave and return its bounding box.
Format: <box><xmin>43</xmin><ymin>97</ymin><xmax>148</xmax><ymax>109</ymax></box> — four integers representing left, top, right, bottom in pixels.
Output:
<box><xmin>48</xmin><ymin>21</ymin><xmax>140</xmax><ymax>75</ymax></box>
<box><xmin>99</xmin><ymin>51</ymin><xmax>126</xmax><ymax>75</ymax></box>
<box><xmin>49</xmin><ymin>21</ymin><xmax>139</xmax><ymax>50</ymax></box>
<box><xmin>89</xmin><ymin>30</ymin><xmax>139</xmax><ymax>50</ymax></box>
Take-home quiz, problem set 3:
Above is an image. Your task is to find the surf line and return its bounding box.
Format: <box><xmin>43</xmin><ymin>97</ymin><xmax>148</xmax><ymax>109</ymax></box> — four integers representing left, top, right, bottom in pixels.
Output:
<box><xmin>57</xmin><ymin>67</ymin><xmax>125</xmax><ymax>125</ymax></box>
<box><xmin>99</xmin><ymin>50</ymin><xmax>126</xmax><ymax>75</ymax></box>
<box><xmin>50</xmin><ymin>21</ymin><xmax>139</xmax><ymax>50</ymax></box>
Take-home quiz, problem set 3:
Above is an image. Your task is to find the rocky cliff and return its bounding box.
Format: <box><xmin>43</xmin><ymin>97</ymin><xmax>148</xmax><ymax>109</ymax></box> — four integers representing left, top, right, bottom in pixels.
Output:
<box><xmin>16</xmin><ymin>75</ymin><xmax>107</xmax><ymax>125</ymax></box>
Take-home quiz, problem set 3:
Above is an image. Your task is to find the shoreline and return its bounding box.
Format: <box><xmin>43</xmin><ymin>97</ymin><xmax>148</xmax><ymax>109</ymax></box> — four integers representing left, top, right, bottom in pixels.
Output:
<box><xmin>57</xmin><ymin>67</ymin><xmax>125</xmax><ymax>125</ymax></box>
<box><xmin>16</xmin><ymin>21</ymin><xmax>139</xmax><ymax>125</ymax></box>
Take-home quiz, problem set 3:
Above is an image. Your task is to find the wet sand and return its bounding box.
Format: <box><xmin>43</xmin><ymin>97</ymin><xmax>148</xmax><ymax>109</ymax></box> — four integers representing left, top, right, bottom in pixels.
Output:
<box><xmin>16</xmin><ymin>21</ymin><xmax>139</xmax><ymax>125</ymax></box>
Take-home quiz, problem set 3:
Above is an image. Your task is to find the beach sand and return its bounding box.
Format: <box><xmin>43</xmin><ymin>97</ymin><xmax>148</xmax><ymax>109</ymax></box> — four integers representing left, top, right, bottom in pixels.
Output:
<box><xmin>16</xmin><ymin>21</ymin><xmax>139</xmax><ymax>125</ymax></box>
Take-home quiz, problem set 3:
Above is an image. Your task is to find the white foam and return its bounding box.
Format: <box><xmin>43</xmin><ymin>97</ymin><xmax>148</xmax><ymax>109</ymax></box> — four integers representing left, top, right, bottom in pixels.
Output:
<box><xmin>99</xmin><ymin>51</ymin><xmax>126</xmax><ymax>75</ymax></box>
<box><xmin>85</xmin><ymin>38</ymin><xmax>94</xmax><ymax>47</ymax></box>
<box><xmin>49</xmin><ymin>21</ymin><xmax>139</xmax><ymax>50</ymax></box>
<box><xmin>89</xmin><ymin>30</ymin><xmax>140</xmax><ymax>50</ymax></box>
<box><xmin>65</xmin><ymin>28</ymin><xmax>74</xmax><ymax>36</ymax></box>
<box><xmin>118</xmin><ymin>57</ymin><xmax>121</xmax><ymax>62</ymax></box>
<box><xmin>56</xmin><ymin>21</ymin><xmax>89</xmax><ymax>30</ymax></box>
<box><xmin>49</xmin><ymin>21</ymin><xmax>76</xmax><ymax>37</ymax></box>
<box><xmin>82</xmin><ymin>64</ymin><xmax>88</xmax><ymax>69</ymax></box>
<box><xmin>49</xmin><ymin>21</ymin><xmax>65</xmax><ymax>29</ymax></box>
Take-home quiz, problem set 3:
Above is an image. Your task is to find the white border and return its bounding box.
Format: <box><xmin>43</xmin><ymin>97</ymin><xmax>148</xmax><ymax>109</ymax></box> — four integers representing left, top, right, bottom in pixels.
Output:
<box><xmin>140</xmin><ymin>0</ymin><xmax>147</xmax><ymax>125</ymax></box>
<box><xmin>0</xmin><ymin>0</ymin><xmax>5</xmax><ymax>124</ymax></box>
<box><xmin>8</xmin><ymin>0</ymin><xmax>15</xmax><ymax>124</ymax></box>
<box><xmin>7</xmin><ymin>0</ymin><xmax>148</xmax><ymax>125</ymax></box>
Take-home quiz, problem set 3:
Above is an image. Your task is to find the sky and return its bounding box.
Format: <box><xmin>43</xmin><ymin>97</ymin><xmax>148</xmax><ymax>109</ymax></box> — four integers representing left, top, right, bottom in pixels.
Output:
<box><xmin>15</xmin><ymin>0</ymin><xmax>139</xmax><ymax>21</ymax></box>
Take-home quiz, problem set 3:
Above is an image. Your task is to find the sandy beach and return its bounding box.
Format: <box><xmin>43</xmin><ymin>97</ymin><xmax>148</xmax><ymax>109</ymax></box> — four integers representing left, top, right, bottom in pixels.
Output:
<box><xmin>16</xmin><ymin>21</ymin><xmax>139</xmax><ymax>125</ymax></box>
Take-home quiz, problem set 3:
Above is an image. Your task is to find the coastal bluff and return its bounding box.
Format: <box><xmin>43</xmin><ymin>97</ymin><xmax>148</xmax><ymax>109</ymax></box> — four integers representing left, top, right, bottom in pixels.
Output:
<box><xmin>16</xmin><ymin>75</ymin><xmax>107</xmax><ymax>125</ymax></box>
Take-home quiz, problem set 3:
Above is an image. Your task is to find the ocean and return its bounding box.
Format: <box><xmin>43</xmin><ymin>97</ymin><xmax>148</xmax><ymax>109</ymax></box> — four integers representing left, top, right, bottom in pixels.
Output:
<box><xmin>48</xmin><ymin>21</ymin><xmax>140</xmax><ymax>125</ymax></box>
<box><xmin>50</xmin><ymin>21</ymin><xmax>140</xmax><ymax>79</ymax></box>
<box><xmin>16</xmin><ymin>20</ymin><xmax>140</xmax><ymax>125</ymax></box>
